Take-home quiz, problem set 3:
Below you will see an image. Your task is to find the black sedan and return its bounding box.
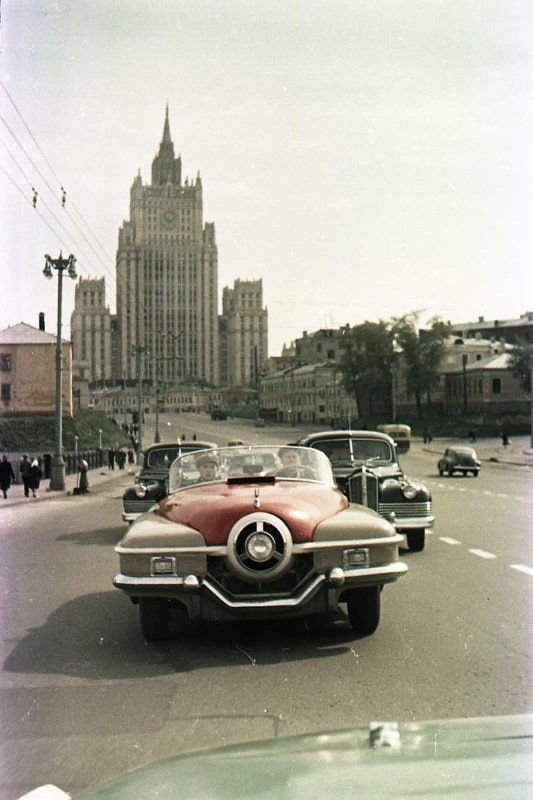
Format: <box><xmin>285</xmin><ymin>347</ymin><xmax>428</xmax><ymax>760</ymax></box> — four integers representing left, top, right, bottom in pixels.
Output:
<box><xmin>122</xmin><ymin>440</ymin><xmax>216</xmax><ymax>522</ymax></box>
<box><xmin>438</xmin><ymin>447</ymin><xmax>480</xmax><ymax>477</ymax></box>
<box><xmin>294</xmin><ymin>430</ymin><xmax>433</xmax><ymax>553</ymax></box>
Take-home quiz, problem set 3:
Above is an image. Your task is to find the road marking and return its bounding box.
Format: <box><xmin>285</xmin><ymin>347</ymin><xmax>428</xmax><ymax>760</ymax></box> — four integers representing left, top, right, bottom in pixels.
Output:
<box><xmin>440</xmin><ymin>537</ymin><xmax>462</xmax><ymax>545</ymax></box>
<box><xmin>469</xmin><ymin>548</ymin><xmax>496</xmax><ymax>559</ymax></box>
<box><xmin>510</xmin><ymin>564</ymin><xmax>533</xmax><ymax>577</ymax></box>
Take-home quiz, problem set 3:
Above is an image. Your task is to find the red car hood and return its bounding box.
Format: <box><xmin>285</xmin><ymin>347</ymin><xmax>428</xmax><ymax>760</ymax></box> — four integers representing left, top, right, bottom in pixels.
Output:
<box><xmin>157</xmin><ymin>481</ymin><xmax>348</xmax><ymax>545</ymax></box>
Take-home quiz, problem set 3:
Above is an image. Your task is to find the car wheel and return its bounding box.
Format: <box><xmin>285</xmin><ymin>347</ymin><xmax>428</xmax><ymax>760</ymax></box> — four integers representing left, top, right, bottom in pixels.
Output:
<box><xmin>473</xmin><ymin>470</ymin><xmax>479</xmax><ymax>477</ymax></box>
<box><xmin>448</xmin><ymin>469</ymin><xmax>454</xmax><ymax>477</ymax></box>
<box><xmin>438</xmin><ymin>469</ymin><xmax>443</xmax><ymax>476</ymax></box>
<box><xmin>406</xmin><ymin>529</ymin><xmax>425</xmax><ymax>552</ymax></box>
<box><xmin>139</xmin><ymin>598</ymin><xmax>172</xmax><ymax>642</ymax></box>
<box><xmin>346</xmin><ymin>586</ymin><xmax>380</xmax><ymax>636</ymax></box>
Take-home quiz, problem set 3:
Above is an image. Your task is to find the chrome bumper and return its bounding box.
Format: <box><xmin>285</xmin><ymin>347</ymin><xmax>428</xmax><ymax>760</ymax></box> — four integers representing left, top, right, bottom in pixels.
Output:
<box><xmin>389</xmin><ymin>515</ymin><xmax>434</xmax><ymax>530</ymax></box>
<box><xmin>113</xmin><ymin>562</ymin><xmax>408</xmax><ymax>611</ymax></box>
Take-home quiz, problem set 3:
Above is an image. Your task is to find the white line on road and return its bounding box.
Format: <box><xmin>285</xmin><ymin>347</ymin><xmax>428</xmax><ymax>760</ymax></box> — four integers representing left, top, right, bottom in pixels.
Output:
<box><xmin>510</xmin><ymin>564</ymin><xmax>533</xmax><ymax>577</ymax></box>
<box><xmin>440</xmin><ymin>537</ymin><xmax>462</xmax><ymax>545</ymax></box>
<box><xmin>469</xmin><ymin>548</ymin><xmax>496</xmax><ymax>559</ymax></box>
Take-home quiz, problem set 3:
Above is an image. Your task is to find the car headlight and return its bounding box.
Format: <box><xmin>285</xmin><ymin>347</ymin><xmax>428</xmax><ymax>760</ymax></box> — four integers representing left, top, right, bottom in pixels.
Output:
<box><xmin>402</xmin><ymin>483</ymin><xmax>418</xmax><ymax>500</ymax></box>
<box><xmin>245</xmin><ymin>531</ymin><xmax>275</xmax><ymax>562</ymax></box>
<box><xmin>134</xmin><ymin>483</ymin><xmax>148</xmax><ymax>498</ymax></box>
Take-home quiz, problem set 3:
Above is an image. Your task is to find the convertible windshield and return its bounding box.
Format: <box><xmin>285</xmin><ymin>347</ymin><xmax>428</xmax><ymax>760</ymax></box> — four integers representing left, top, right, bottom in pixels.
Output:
<box><xmin>168</xmin><ymin>445</ymin><xmax>335</xmax><ymax>492</ymax></box>
<box><xmin>309</xmin><ymin>438</ymin><xmax>394</xmax><ymax>464</ymax></box>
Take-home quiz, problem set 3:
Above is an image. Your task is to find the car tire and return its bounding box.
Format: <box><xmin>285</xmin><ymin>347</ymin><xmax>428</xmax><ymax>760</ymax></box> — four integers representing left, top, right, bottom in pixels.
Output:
<box><xmin>346</xmin><ymin>586</ymin><xmax>380</xmax><ymax>636</ymax></box>
<box><xmin>473</xmin><ymin>470</ymin><xmax>479</xmax><ymax>477</ymax></box>
<box><xmin>406</xmin><ymin>529</ymin><xmax>425</xmax><ymax>552</ymax></box>
<box><xmin>438</xmin><ymin>469</ymin><xmax>443</xmax><ymax>476</ymax></box>
<box><xmin>139</xmin><ymin>598</ymin><xmax>172</xmax><ymax>642</ymax></box>
<box><xmin>448</xmin><ymin>469</ymin><xmax>454</xmax><ymax>477</ymax></box>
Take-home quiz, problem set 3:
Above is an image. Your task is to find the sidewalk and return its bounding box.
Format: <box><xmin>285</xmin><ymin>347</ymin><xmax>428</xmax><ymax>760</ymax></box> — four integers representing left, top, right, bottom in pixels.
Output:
<box><xmin>420</xmin><ymin>434</ymin><xmax>533</xmax><ymax>468</ymax></box>
<box><xmin>0</xmin><ymin>464</ymin><xmax>135</xmax><ymax>508</ymax></box>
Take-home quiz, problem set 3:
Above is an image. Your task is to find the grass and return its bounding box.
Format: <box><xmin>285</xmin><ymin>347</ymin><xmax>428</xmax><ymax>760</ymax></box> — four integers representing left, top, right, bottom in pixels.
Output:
<box><xmin>0</xmin><ymin>410</ymin><xmax>131</xmax><ymax>452</ymax></box>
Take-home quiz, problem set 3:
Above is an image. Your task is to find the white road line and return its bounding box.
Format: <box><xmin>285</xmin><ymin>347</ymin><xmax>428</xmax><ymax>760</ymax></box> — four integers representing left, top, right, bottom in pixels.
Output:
<box><xmin>510</xmin><ymin>564</ymin><xmax>533</xmax><ymax>577</ymax></box>
<box><xmin>469</xmin><ymin>548</ymin><xmax>496</xmax><ymax>560</ymax></box>
<box><xmin>440</xmin><ymin>537</ymin><xmax>462</xmax><ymax>545</ymax></box>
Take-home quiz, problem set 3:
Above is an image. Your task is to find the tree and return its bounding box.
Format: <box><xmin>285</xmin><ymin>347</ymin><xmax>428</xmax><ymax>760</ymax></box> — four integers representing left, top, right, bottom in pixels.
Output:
<box><xmin>508</xmin><ymin>340</ymin><xmax>532</xmax><ymax>392</ymax></box>
<box><xmin>391</xmin><ymin>313</ymin><xmax>451</xmax><ymax>418</ymax></box>
<box><xmin>338</xmin><ymin>321</ymin><xmax>394</xmax><ymax>417</ymax></box>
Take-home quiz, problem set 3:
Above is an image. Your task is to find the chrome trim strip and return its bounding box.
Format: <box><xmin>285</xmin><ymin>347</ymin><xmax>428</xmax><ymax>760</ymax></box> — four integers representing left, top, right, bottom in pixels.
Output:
<box><xmin>115</xmin><ymin>534</ymin><xmax>403</xmax><ymax>556</ymax></box>
<box><xmin>113</xmin><ymin>562</ymin><xmax>408</xmax><ymax>608</ymax></box>
<box><xmin>389</xmin><ymin>516</ymin><xmax>434</xmax><ymax>530</ymax></box>
<box><xmin>293</xmin><ymin>534</ymin><xmax>404</xmax><ymax>550</ymax></box>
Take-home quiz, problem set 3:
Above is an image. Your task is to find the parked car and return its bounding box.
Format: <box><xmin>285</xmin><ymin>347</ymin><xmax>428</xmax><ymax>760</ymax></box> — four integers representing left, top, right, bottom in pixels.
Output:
<box><xmin>121</xmin><ymin>440</ymin><xmax>216</xmax><ymax>522</ymax></box>
<box><xmin>114</xmin><ymin>444</ymin><xmax>407</xmax><ymax>641</ymax></box>
<box><xmin>294</xmin><ymin>430</ymin><xmax>433</xmax><ymax>553</ymax></box>
<box><xmin>438</xmin><ymin>447</ymin><xmax>480</xmax><ymax>477</ymax></box>
<box><xmin>254</xmin><ymin>417</ymin><xmax>266</xmax><ymax>427</ymax></box>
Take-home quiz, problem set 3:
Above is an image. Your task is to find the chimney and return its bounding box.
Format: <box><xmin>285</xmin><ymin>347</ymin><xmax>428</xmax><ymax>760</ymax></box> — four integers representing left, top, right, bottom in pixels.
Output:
<box><xmin>38</xmin><ymin>312</ymin><xmax>45</xmax><ymax>331</ymax></box>
<box><xmin>478</xmin><ymin>316</ymin><xmax>484</xmax><ymax>323</ymax></box>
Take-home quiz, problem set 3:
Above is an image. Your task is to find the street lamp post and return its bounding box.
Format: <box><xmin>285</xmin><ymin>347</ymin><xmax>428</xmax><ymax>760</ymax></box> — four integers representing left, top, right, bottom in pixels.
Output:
<box><xmin>98</xmin><ymin>429</ymin><xmax>103</xmax><ymax>450</ymax></box>
<box><xmin>74</xmin><ymin>435</ymin><xmax>79</xmax><ymax>460</ymax></box>
<box><xmin>43</xmin><ymin>252</ymin><xmax>77</xmax><ymax>490</ymax></box>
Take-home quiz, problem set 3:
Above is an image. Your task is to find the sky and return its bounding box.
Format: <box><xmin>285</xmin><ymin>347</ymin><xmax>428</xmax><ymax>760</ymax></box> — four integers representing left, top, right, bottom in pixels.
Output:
<box><xmin>1</xmin><ymin>0</ymin><xmax>532</xmax><ymax>357</ymax></box>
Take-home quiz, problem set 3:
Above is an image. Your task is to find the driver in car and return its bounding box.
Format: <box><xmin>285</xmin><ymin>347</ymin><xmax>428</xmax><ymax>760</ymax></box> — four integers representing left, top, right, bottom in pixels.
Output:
<box><xmin>277</xmin><ymin>447</ymin><xmax>316</xmax><ymax>479</ymax></box>
<box><xmin>195</xmin><ymin>453</ymin><xmax>220</xmax><ymax>483</ymax></box>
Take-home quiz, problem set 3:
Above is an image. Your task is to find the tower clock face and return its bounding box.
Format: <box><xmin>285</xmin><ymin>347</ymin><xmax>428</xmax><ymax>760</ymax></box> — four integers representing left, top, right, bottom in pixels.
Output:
<box><xmin>162</xmin><ymin>210</ymin><xmax>176</xmax><ymax>227</ymax></box>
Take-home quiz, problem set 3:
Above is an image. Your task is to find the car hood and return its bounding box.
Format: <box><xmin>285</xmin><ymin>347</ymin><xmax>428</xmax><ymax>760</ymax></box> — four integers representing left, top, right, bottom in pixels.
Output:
<box><xmin>157</xmin><ymin>482</ymin><xmax>348</xmax><ymax>545</ymax></box>
<box><xmin>69</xmin><ymin>715</ymin><xmax>531</xmax><ymax>800</ymax></box>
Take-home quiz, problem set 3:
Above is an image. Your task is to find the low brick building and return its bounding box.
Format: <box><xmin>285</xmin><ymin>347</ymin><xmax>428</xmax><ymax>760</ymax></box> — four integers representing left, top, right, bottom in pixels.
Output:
<box><xmin>0</xmin><ymin>322</ymin><xmax>73</xmax><ymax>416</ymax></box>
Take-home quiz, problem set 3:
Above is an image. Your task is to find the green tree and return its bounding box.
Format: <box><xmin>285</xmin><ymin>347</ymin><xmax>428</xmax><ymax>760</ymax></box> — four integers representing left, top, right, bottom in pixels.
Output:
<box><xmin>391</xmin><ymin>313</ymin><xmax>451</xmax><ymax>418</ymax></box>
<box><xmin>338</xmin><ymin>321</ymin><xmax>394</xmax><ymax>417</ymax></box>
<box><xmin>508</xmin><ymin>340</ymin><xmax>532</xmax><ymax>392</ymax></box>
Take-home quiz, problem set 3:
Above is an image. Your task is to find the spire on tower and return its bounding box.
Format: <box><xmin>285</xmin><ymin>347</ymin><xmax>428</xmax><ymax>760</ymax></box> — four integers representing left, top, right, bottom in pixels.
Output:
<box><xmin>162</xmin><ymin>103</ymin><xmax>171</xmax><ymax>144</ymax></box>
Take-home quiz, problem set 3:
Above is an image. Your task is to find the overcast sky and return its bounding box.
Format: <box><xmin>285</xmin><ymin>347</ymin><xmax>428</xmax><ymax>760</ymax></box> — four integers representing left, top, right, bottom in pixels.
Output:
<box><xmin>1</xmin><ymin>0</ymin><xmax>531</xmax><ymax>356</ymax></box>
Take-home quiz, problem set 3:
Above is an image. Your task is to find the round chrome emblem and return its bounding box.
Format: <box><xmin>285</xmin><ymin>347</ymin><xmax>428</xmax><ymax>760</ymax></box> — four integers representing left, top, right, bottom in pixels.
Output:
<box><xmin>226</xmin><ymin>513</ymin><xmax>293</xmax><ymax>583</ymax></box>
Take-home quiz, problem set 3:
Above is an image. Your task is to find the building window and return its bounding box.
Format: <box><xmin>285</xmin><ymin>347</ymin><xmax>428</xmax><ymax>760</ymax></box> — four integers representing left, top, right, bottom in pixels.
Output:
<box><xmin>1</xmin><ymin>383</ymin><xmax>11</xmax><ymax>401</ymax></box>
<box><xmin>492</xmin><ymin>378</ymin><xmax>502</xmax><ymax>395</ymax></box>
<box><xmin>0</xmin><ymin>353</ymin><xmax>11</xmax><ymax>371</ymax></box>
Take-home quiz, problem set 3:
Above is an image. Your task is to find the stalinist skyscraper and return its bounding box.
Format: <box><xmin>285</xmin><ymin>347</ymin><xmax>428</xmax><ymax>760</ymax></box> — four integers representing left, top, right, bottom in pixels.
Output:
<box><xmin>116</xmin><ymin>107</ymin><xmax>219</xmax><ymax>387</ymax></box>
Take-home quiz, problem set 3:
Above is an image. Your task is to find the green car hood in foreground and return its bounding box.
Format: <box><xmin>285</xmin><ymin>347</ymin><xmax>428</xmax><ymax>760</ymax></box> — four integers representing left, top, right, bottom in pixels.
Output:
<box><xmin>50</xmin><ymin>715</ymin><xmax>532</xmax><ymax>800</ymax></box>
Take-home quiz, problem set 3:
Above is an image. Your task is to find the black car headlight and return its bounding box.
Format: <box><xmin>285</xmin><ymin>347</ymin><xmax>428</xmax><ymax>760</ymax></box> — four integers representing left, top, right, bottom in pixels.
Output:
<box><xmin>134</xmin><ymin>483</ymin><xmax>148</xmax><ymax>499</ymax></box>
<box><xmin>402</xmin><ymin>483</ymin><xmax>418</xmax><ymax>500</ymax></box>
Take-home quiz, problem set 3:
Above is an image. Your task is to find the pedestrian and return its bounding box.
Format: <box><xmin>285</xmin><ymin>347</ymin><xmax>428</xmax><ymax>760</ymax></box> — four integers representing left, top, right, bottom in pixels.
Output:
<box><xmin>500</xmin><ymin>430</ymin><xmax>510</xmax><ymax>446</ymax></box>
<box><xmin>422</xmin><ymin>427</ymin><xmax>429</xmax><ymax>444</ymax></box>
<box><xmin>468</xmin><ymin>429</ymin><xmax>477</xmax><ymax>443</ymax></box>
<box><xmin>27</xmin><ymin>459</ymin><xmax>43</xmax><ymax>498</ymax></box>
<box><xmin>78</xmin><ymin>458</ymin><xmax>89</xmax><ymax>494</ymax></box>
<box><xmin>0</xmin><ymin>455</ymin><xmax>15</xmax><ymax>499</ymax></box>
<box><xmin>117</xmin><ymin>449</ymin><xmax>126</xmax><ymax>470</ymax></box>
<box><xmin>107</xmin><ymin>447</ymin><xmax>115</xmax><ymax>470</ymax></box>
<box><xmin>19</xmin><ymin>453</ymin><xmax>31</xmax><ymax>497</ymax></box>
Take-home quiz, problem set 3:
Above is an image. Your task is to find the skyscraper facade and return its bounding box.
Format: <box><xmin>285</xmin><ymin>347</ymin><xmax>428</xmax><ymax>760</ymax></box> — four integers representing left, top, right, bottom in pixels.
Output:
<box><xmin>70</xmin><ymin>277</ymin><xmax>112</xmax><ymax>382</ymax></box>
<box><xmin>116</xmin><ymin>107</ymin><xmax>219</xmax><ymax>387</ymax></box>
<box><xmin>220</xmin><ymin>279</ymin><xmax>268</xmax><ymax>386</ymax></box>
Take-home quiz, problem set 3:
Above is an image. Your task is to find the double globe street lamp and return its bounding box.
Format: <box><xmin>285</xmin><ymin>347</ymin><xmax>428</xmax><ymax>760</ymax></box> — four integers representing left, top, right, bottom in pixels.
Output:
<box><xmin>43</xmin><ymin>252</ymin><xmax>77</xmax><ymax>490</ymax></box>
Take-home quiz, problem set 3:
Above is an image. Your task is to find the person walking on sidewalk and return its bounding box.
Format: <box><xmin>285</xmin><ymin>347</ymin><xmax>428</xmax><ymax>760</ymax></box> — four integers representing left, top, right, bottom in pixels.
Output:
<box><xmin>0</xmin><ymin>455</ymin><xmax>15</xmax><ymax>499</ymax></box>
<box><xmin>27</xmin><ymin>459</ymin><xmax>43</xmax><ymax>498</ymax></box>
<box><xmin>19</xmin><ymin>454</ymin><xmax>31</xmax><ymax>497</ymax></box>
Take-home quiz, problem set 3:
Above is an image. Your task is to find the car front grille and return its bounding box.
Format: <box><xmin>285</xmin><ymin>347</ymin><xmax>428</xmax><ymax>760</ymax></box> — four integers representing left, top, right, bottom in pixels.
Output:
<box><xmin>206</xmin><ymin>554</ymin><xmax>314</xmax><ymax>598</ymax></box>
<box><xmin>379</xmin><ymin>501</ymin><xmax>432</xmax><ymax>519</ymax></box>
<box><xmin>123</xmin><ymin>499</ymin><xmax>153</xmax><ymax>514</ymax></box>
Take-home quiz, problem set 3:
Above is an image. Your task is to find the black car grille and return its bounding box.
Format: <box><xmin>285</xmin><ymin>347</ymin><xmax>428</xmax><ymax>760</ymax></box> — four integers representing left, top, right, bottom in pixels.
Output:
<box><xmin>379</xmin><ymin>501</ymin><xmax>431</xmax><ymax>519</ymax></box>
<box><xmin>206</xmin><ymin>554</ymin><xmax>314</xmax><ymax>597</ymax></box>
<box><xmin>123</xmin><ymin>499</ymin><xmax>153</xmax><ymax>514</ymax></box>
<box><xmin>346</xmin><ymin>470</ymin><xmax>379</xmax><ymax>510</ymax></box>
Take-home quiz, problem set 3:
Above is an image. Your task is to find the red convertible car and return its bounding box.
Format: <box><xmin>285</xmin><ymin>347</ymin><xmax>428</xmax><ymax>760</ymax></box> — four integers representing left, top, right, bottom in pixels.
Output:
<box><xmin>114</xmin><ymin>445</ymin><xmax>407</xmax><ymax>642</ymax></box>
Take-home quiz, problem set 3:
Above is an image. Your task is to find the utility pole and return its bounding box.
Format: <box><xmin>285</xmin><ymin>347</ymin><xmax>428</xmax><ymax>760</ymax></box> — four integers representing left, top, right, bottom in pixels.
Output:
<box><xmin>43</xmin><ymin>252</ymin><xmax>77</xmax><ymax>490</ymax></box>
<box><xmin>132</xmin><ymin>344</ymin><xmax>148</xmax><ymax>464</ymax></box>
<box><xmin>462</xmin><ymin>353</ymin><xmax>468</xmax><ymax>415</ymax></box>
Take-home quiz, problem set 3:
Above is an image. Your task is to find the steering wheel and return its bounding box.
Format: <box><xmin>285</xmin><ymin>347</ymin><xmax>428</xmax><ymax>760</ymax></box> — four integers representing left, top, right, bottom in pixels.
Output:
<box><xmin>277</xmin><ymin>465</ymin><xmax>317</xmax><ymax>479</ymax></box>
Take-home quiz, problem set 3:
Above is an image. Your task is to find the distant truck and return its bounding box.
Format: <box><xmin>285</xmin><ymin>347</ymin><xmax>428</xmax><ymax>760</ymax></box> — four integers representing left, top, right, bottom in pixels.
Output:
<box><xmin>211</xmin><ymin>408</ymin><xmax>228</xmax><ymax>420</ymax></box>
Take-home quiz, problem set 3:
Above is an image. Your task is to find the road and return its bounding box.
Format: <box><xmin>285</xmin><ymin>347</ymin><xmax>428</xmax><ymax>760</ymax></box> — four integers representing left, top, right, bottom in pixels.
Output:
<box><xmin>1</xmin><ymin>414</ymin><xmax>531</xmax><ymax>798</ymax></box>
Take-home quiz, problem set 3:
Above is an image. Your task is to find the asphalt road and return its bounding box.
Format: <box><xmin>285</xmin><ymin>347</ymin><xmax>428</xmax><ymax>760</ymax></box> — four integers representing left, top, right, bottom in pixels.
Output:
<box><xmin>1</xmin><ymin>415</ymin><xmax>531</xmax><ymax>799</ymax></box>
